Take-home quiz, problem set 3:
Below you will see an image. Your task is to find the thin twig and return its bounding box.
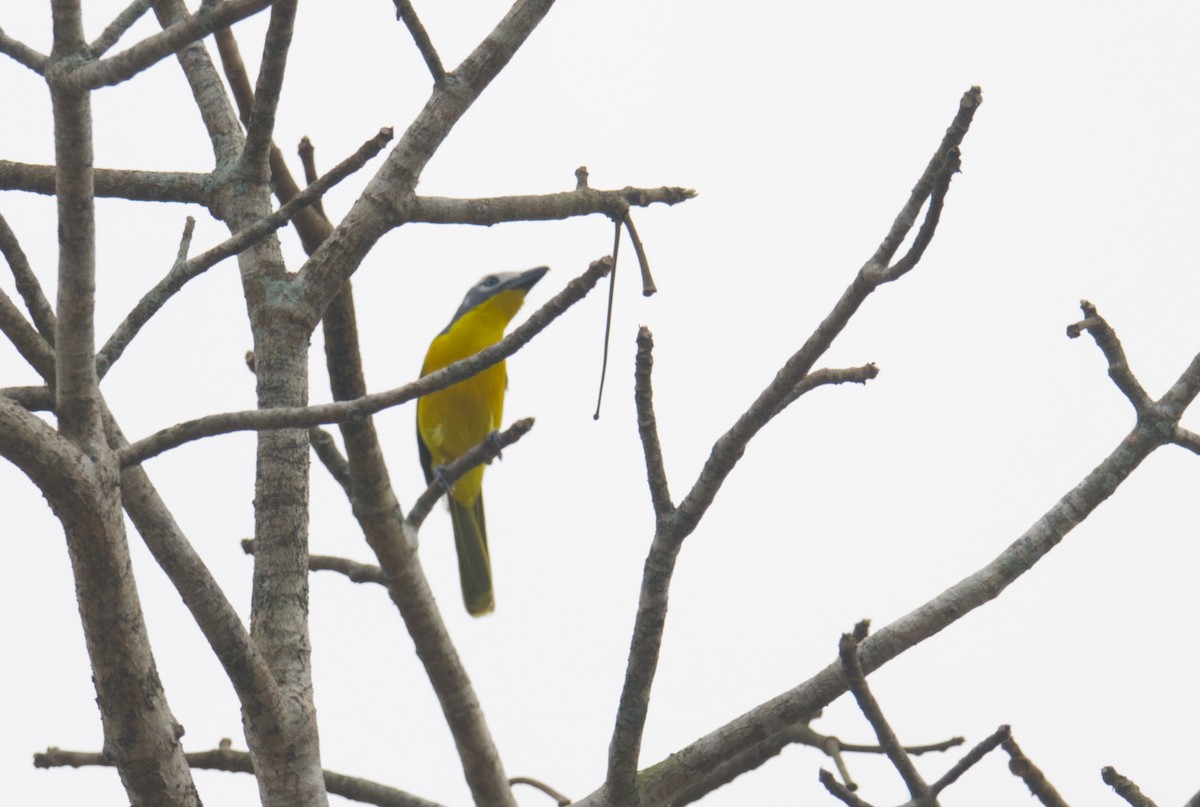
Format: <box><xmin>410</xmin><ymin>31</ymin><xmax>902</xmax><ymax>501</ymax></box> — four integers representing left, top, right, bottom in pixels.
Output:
<box><xmin>774</xmin><ymin>363</ymin><xmax>879</xmax><ymax>417</ymax></box>
<box><xmin>309</xmin><ymin>427</ymin><xmax>353</xmax><ymax>496</ymax></box>
<box><xmin>393</xmin><ymin>0</ymin><xmax>445</xmax><ymax>82</ymax></box>
<box><xmin>1102</xmin><ymin>767</ymin><xmax>1159</xmax><ymax>807</ymax></box>
<box><xmin>882</xmin><ymin>147</ymin><xmax>961</xmax><ymax>280</ymax></box>
<box><xmin>838</xmin><ymin>627</ymin><xmax>932</xmax><ymax>801</ymax></box>
<box><xmin>406</xmin><ymin>418</ymin><xmax>535</xmax><ymax>530</ymax></box>
<box><xmin>297</xmin><ymin>137</ymin><xmax>327</xmax><ymax>218</ymax></box>
<box><xmin>243</xmin><ymin>540</ymin><xmax>387</xmax><ymax>585</ymax></box>
<box><xmin>88</xmin><ymin>0</ymin><xmax>153</xmax><ymax>56</ymax></box>
<box><xmin>634</xmin><ymin>328</ymin><xmax>672</xmax><ymax>518</ymax></box>
<box><xmin>930</xmin><ymin>724</ymin><xmax>1009</xmax><ymax>795</ymax></box>
<box><xmin>0</xmin><ymin>212</ymin><xmax>55</xmax><ymax>342</ymax></box>
<box><xmin>509</xmin><ymin>777</ymin><xmax>571</xmax><ymax>806</ymax></box>
<box><xmin>622</xmin><ymin>212</ymin><xmax>656</xmax><ymax>296</ymax></box>
<box><xmin>241</xmin><ymin>0</ymin><xmax>297</xmax><ymax>173</ymax></box>
<box><xmin>592</xmin><ymin>217</ymin><xmax>620</xmax><ymax>420</ymax></box>
<box><xmin>818</xmin><ymin>769</ymin><xmax>874</xmax><ymax>807</ymax></box>
<box><xmin>34</xmin><ymin>744</ymin><xmax>446</xmax><ymax>807</ymax></box>
<box><xmin>599</xmin><ymin>88</ymin><xmax>980</xmax><ymax>807</ymax></box>
<box><xmin>1001</xmin><ymin>734</ymin><xmax>1071</xmax><ymax>807</ymax></box>
<box><xmin>869</xmin><ymin>87</ymin><xmax>981</xmax><ymax>271</ymax></box>
<box><xmin>0</xmin><ymin>288</ymin><xmax>55</xmax><ymax>379</ymax></box>
<box><xmin>96</xmin><ymin>128</ymin><xmax>392</xmax><ymax>376</ymax></box>
<box><xmin>1066</xmin><ymin>300</ymin><xmax>1153</xmax><ymax>413</ymax></box>
<box><xmin>118</xmin><ymin>258</ymin><xmax>610</xmax><ymax>466</ymax></box>
<box><xmin>57</xmin><ymin>0</ymin><xmax>277</xmax><ymax>91</ymax></box>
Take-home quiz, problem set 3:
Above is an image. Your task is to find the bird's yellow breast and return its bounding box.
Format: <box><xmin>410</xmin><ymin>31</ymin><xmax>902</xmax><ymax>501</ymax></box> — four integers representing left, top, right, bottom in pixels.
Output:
<box><xmin>416</xmin><ymin>290</ymin><xmax>526</xmax><ymax>471</ymax></box>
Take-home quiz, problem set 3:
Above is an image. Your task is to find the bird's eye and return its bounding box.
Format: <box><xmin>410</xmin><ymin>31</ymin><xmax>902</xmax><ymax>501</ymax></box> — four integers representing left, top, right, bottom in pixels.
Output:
<box><xmin>482</xmin><ymin>275</ymin><xmax>500</xmax><ymax>288</ymax></box>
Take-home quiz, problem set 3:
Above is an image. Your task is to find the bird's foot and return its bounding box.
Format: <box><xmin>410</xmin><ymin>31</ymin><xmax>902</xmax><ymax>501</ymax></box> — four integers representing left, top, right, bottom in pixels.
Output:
<box><xmin>486</xmin><ymin>430</ymin><xmax>503</xmax><ymax>463</ymax></box>
<box><xmin>432</xmin><ymin>465</ymin><xmax>454</xmax><ymax>495</ymax></box>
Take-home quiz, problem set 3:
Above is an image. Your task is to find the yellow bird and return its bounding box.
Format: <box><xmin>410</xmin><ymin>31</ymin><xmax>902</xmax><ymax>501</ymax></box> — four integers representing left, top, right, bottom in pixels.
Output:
<box><xmin>416</xmin><ymin>266</ymin><xmax>549</xmax><ymax>616</ymax></box>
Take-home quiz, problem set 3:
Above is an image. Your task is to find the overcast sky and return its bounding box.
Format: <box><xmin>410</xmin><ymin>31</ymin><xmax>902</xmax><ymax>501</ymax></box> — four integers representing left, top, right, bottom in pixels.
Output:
<box><xmin>3</xmin><ymin>2</ymin><xmax>1200</xmax><ymax>806</ymax></box>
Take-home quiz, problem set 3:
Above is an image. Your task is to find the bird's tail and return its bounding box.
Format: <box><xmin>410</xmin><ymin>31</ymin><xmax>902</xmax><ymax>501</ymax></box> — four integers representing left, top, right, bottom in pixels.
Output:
<box><xmin>449</xmin><ymin>494</ymin><xmax>494</xmax><ymax>616</ymax></box>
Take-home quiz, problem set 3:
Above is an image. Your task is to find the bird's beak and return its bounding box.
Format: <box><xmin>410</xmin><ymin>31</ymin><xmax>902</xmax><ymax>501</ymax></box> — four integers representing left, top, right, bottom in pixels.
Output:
<box><xmin>503</xmin><ymin>266</ymin><xmax>549</xmax><ymax>294</ymax></box>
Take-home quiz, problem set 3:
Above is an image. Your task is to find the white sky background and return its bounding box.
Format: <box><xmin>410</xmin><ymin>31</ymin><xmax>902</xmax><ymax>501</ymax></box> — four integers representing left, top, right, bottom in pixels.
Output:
<box><xmin>2</xmin><ymin>2</ymin><xmax>1199</xmax><ymax>805</ymax></box>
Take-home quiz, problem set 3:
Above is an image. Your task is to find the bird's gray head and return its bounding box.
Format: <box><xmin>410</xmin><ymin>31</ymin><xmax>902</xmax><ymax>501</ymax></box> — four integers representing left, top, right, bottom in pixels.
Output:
<box><xmin>448</xmin><ymin>266</ymin><xmax>549</xmax><ymax>327</ymax></box>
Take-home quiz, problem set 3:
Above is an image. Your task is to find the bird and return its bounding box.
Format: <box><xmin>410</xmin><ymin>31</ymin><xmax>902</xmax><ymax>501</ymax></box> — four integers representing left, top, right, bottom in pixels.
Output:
<box><xmin>416</xmin><ymin>266</ymin><xmax>549</xmax><ymax>616</ymax></box>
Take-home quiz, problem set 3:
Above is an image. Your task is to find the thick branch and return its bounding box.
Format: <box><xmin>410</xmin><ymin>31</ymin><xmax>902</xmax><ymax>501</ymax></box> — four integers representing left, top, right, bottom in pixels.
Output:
<box><xmin>0</xmin><ymin>26</ymin><xmax>48</xmax><ymax>73</ymax></box>
<box><xmin>0</xmin><ymin>160</ymin><xmax>211</xmax><ymax>204</ymax></box>
<box><xmin>0</xmin><ymin>385</ymin><xmax>53</xmax><ymax>411</ymax></box>
<box><xmin>119</xmin><ymin>258</ymin><xmax>611</xmax><ymax>465</ymax></box>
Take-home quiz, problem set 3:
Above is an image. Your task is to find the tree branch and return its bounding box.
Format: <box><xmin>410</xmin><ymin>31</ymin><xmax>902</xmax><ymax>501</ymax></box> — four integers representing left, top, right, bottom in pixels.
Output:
<box><xmin>0</xmin><ymin>385</ymin><xmax>53</xmax><ymax>411</ymax></box>
<box><xmin>0</xmin><ymin>160</ymin><xmax>211</xmax><ymax>204</ymax></box>
<box><xmin>633</xmin><ymin>328</ymin><xmax>672</xmax><ymax>519</ymax></box>
<box><xmin>773</xmin><ymin>363</ymin><xmax>879</xmax><ymax>417</ymax></box>
<box><xmin>582</xmin><ymin>285</ymin><xmax>1200</xmax><ymax>807</ymax></box>
<box><xmin>1102</xmin><ymin>767</ymin><xmax>1158</xmax><ymax>807</ymax></box>
<box><xmin>243</xmin><ymin>539</ymin><xmax>388</xmax><ymax>585</ymax></box>
<box><xmin>869</xmin><ymin>86</ymin><xmax>981</xmax><ymax>272</ymax></box>
<box><xmin>0</xmin><ymin>210</ymin><xmax>57</xmax><ymax>342</ymax></box>
<box><xmin>295</xmin><ymin>0</ymin><xmax>562</xmax><ymax>318</ymax></box>
<box><xmin>929</xmin><ymin>725</ymin><xmax>1009</xmax><ymax>795</ymax></box>
<box><xmin>34</xmin><ymin>743</ymin><xmax>447</xmax><ymax>807</ymax></box>
<box><xmin>119</xmin><ymin>257</ymin><xmax>611</xmax><ymax>466</ymax></box>
<box><xmin>393</xmin><ymin>0</ymin><xmax>445</xmax><ymax>82</ymax></box>
<box><xmin>838</xmin><ymin>625</ymin><xmax>932</xmax><ymax>802</ymax></box>
<box><xmin>1002</xmin><ymin>734</ymin><xmax>1071</xmax><ymax>807</ymax></box>
<box><xmin>0</xmin><ymin>287</ymin><xmax>55</xmax><ymax>379</ymax></box>
<box><xmin>89</xmin><ymin>0</ymin><xmax>154</xmax><ymax>57</ymax></box>
<box><xmin>152</xmin><ymin>0</ymin><xmax>244</xmax><ymax>167</ymax></box>
<box><xmin>96</xmin><ymin>128</ymin><xmax>392</xmax><ymax>377</ymax></box>
<box><xmin>1067</xmin><ymin>300</ymin><xmax>1153</xmax><ymax>413</ymax></box>
<box><xmin>0</xmin><ymin>26</ymin><xmax>48</xmax><ymax>73</ymax></box>
<box><xmin>55</xmin><ymin>0</ymin><xmax>276</xmax><ymax>91</ymax></box>
<box><xmin>406</xmin><ymin>418</ymin><xmax>535</xmax><ymax>530</ymax></box>
<box><xmin>309</xmin><ymin>427</ymin><xmax>353</xmax><ymax>495</ymax></box>
<box><xmin>408</xmin><ymin>185</ymin><xmax>695</xmax><ymax>226</ymax></box>
<box><xmin>600</xmin><ymin>88</ymin><xmax>979</xmax><ymax>807</ymax></box>
<box><xmin>240</xmin><ymin>0</ymin><xmax>297</xmax><ymax>173</ymax></box>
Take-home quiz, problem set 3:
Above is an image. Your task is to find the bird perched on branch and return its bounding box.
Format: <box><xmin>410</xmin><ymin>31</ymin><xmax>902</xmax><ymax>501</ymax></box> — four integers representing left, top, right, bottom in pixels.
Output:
<box><xmin>417</xmin><ymin>266</ymin><xmax>549</xmax><ymax>616</ymax></box>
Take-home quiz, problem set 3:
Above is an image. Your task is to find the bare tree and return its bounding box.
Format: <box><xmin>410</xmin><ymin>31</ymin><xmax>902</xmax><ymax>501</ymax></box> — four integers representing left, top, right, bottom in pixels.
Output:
<box><xmin>1</xmin><ymin>3</ymin><xmax>1195</xmax><ymax>807</ymax></box>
